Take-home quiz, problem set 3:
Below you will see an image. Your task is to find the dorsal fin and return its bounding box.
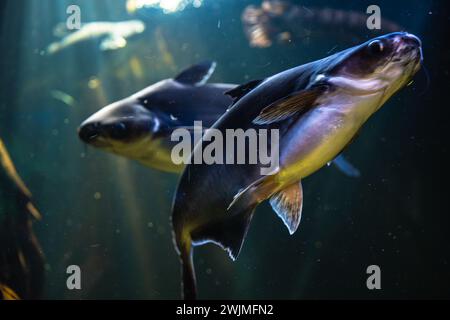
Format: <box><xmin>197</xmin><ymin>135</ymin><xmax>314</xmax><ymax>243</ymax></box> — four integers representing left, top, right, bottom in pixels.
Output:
<box><xmin>174</xmin><ymin>61</ymin><xmax>216</xmax><ymax>86</ymax></box>
<box><xmin>225</xmin><ymin>79</ymin><xmax>263</xmax><ymax>101</ymax></box>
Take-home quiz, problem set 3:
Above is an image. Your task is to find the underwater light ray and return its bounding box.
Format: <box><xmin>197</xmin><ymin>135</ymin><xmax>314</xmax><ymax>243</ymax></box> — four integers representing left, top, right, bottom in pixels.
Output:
<box><xmin>108</xmin><ymin>158</ymin><xmax>156</xmax><ymax>294</ymax></box>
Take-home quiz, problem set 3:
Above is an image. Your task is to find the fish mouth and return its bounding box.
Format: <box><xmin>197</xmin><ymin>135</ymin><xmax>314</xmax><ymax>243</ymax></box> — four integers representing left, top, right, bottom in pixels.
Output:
<box><xmin>78</xmin><ymin>122</ymin><xmax>112</xmax><ymax>148</ymax></box>
<box><xmin>389</xmin><ymin>33</ymin><xmax>422</xmax><ymax>70</ymax></box>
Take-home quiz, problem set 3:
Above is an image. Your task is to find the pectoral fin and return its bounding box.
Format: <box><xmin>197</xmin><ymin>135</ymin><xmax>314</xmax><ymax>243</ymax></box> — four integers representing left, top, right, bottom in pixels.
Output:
<box><xmin>253</xmin><ymin>86</ymin><xmax>325</xmax><ymax>125</ymax></box>
<box><xmin>227</xmin><ymin>168</ymin><xmax>279</xmax><ymax>212</ymax></box>
<box><xmin>269</xmin><ymin>181</ymin><xmax>303</xmax><ymax>235</ymax></box>
<box><xmin>174</xmin><ymin>61</ymin><xmax>216</xmax><ymax>86</ymax></box>
<box><xmin>332</xmin><ymin>154</ymin><xmax>361</xmax><ymax>178</ymax></box>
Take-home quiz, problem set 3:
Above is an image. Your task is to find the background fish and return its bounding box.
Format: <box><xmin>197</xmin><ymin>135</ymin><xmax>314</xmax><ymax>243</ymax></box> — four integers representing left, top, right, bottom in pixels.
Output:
<box><xmin>46</xmin><ymin>20</ymin><xmax>145</xmax><ymax>54</ymax></box>
<box><xmin>242</xmin><ymin>0</ymin><xmax>402</xmax><ymax>48</ymax></box>
<box><xmin>126</xmin><ymin>0</ymin><xmax>205</xmax><ymax>14</ymax></box>
<box><xmin>172</xmin><ymin>32</ymin><xmax>422</xmax><ymax>299</ymax></box>
<box><xmin>78</xmin><ymin>61</ymin><xmax>234</xmax><ymax>172</ymax></box>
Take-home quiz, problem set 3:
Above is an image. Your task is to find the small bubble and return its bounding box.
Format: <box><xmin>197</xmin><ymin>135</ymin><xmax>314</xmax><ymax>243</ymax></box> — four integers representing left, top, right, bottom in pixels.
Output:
<box><xmin>94</xmin><ymin>192</ymin><xmax>102</xmax><ymax>200</ymax></box>
<box><xmin>147</xmin><ymin>222</ymin><xmax>154</xmax><ymax>228</ymax></box>
<box><xmin>206</xmin><ymin>268</ymin><xmax>212</xmax><ymax>275</ymax></box>
<box><xmin>115</xmin><ymin>229</ymin><xmax>121</xmax><ymax>234</ymax></box>
<box><xmin>88</xmin><ymin>77</ymin><xmax>100</xmax><ymax>89</ymax></box>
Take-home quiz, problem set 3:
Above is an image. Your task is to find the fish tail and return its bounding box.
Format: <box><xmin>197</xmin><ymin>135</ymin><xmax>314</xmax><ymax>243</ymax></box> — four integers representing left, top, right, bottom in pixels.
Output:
<box><xmin>179</xmin><ymin>237</ymin><xmax>197</xmax><ymax>300</ymax></box>
<box><xmin>46</xmin><ymin>42</ymin><xmax>61</xmax><ymax>55</ymax></box>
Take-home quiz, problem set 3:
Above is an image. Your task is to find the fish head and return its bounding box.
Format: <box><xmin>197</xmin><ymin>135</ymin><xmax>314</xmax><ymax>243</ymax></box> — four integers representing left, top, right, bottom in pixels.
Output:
<box><xmin>130</xmin><ymin>20</ymin><xmax>146</xmax><ymax>33</ymax></box>
<box><xmin>78</xmin><ymin>97</ymin><xmax>158</xmax><ymax>158</ymax></box>
<box><xmin>324</xmin><ymin>32</ymin><xmax>422</xmax><ymax>101</ymax></box>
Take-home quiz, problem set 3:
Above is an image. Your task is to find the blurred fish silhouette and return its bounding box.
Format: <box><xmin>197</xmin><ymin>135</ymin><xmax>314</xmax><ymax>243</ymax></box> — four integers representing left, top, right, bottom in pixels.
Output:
<box><xmin>0</xmin><ymin>138</ymin><xmax>45</xmax><ymax>300</ymax></box>
<box><xmin>126</xmin><ymin>0</ymin><xmax>203</xmax><ymax>14</ymax></box>
<box><xmin>172</xmin><ymin>32</ymin><xmax>422</xmax><ymax>299</ymax></box>
<box><xmin>46</xmin><ymin>20</ymin><xmax>145</xmax><ymax>54</ymax></box>
<box><xmin>242</xmin><ymin>0</ymin><xmax>402</xmax><ymax>48</ymax></box>
<box><xmin>78</xmin><ymin>61</ymin><xmax>358</xmax><ymax>176</ymax></box>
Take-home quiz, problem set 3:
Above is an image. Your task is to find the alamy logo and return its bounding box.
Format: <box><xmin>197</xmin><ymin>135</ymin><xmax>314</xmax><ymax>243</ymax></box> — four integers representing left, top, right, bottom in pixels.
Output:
<box><xmin>66</xmin><ymin>265</ymin><xmax>81</xmax><ymax>290</ymax></box>
<box><xmin>171</xmin><ymin>121</ymin><xmax>280</xmax><ymax>175</ymax></box>
<box><xmin>66</xmin><ymin>5</ymin><xmax>81</xmax><ymax>30</ymax></box>
<box><xmin>366</xmin><ymin>5</ymin><xmax>381</xmax><ymax>30</ymax></box>
<box><xmin>366</xmin><ymin>265</ymin><xmax>381</xmax><ymax>290</ymax></box>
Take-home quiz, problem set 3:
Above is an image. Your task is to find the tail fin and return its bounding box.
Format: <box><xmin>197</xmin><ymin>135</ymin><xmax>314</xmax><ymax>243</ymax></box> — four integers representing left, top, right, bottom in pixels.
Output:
<box><xmin>179</xmin><ymin>238</ymin><xmax>197</xmax><ymax>300</ymax></box>
<box><xmin>176</xmin><ymin>204</ymin><xmax>256</xmax><ymax>300</ymax></box>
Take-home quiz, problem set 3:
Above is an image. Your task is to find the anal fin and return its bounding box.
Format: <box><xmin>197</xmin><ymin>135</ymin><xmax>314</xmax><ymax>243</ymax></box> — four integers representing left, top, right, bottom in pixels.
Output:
<box><xmin>191</xmin><ymin>206</ymin><xmax>256</xmax><ymax>260</ymax></box>
<box><xmin>269</xmin><ymin>181</ymin><xmax>303</xmax><ymax>235</ymax></box>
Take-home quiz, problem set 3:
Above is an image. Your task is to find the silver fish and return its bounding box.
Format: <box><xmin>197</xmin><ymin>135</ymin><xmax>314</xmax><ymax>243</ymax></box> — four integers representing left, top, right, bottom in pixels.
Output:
<box><xmin>172</xmin><ymin>32</ymin><xmax>422</xmax><ymax>299</ymax></box>
<box><xmin>78</xmin><ymin>61</ymin><xmax>234</xmax><ymax>172</ymax></box>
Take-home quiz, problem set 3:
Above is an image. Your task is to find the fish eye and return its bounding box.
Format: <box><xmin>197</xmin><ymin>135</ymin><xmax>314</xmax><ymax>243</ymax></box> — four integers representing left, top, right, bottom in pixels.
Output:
<box><xmin>109</xmin><ymin>122</ymin><xmax>128</xmax><ymax>139</ymax></box>
<box><xmin>368</xmin><ymin>40</ymin><xmax>384</xmax><ymax>54</ymax></box>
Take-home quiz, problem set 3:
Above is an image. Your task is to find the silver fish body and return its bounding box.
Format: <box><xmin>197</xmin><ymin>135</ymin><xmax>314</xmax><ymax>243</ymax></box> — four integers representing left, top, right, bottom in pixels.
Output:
<box><xmin>172</xmin><ymin>32</ymin><xmax>422</xmax><ymax>299</ymax></box>
<box><xmin>78</xmin><ymin>61</ymin><xmax>235</xmax><ymax>172</ymax></box>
